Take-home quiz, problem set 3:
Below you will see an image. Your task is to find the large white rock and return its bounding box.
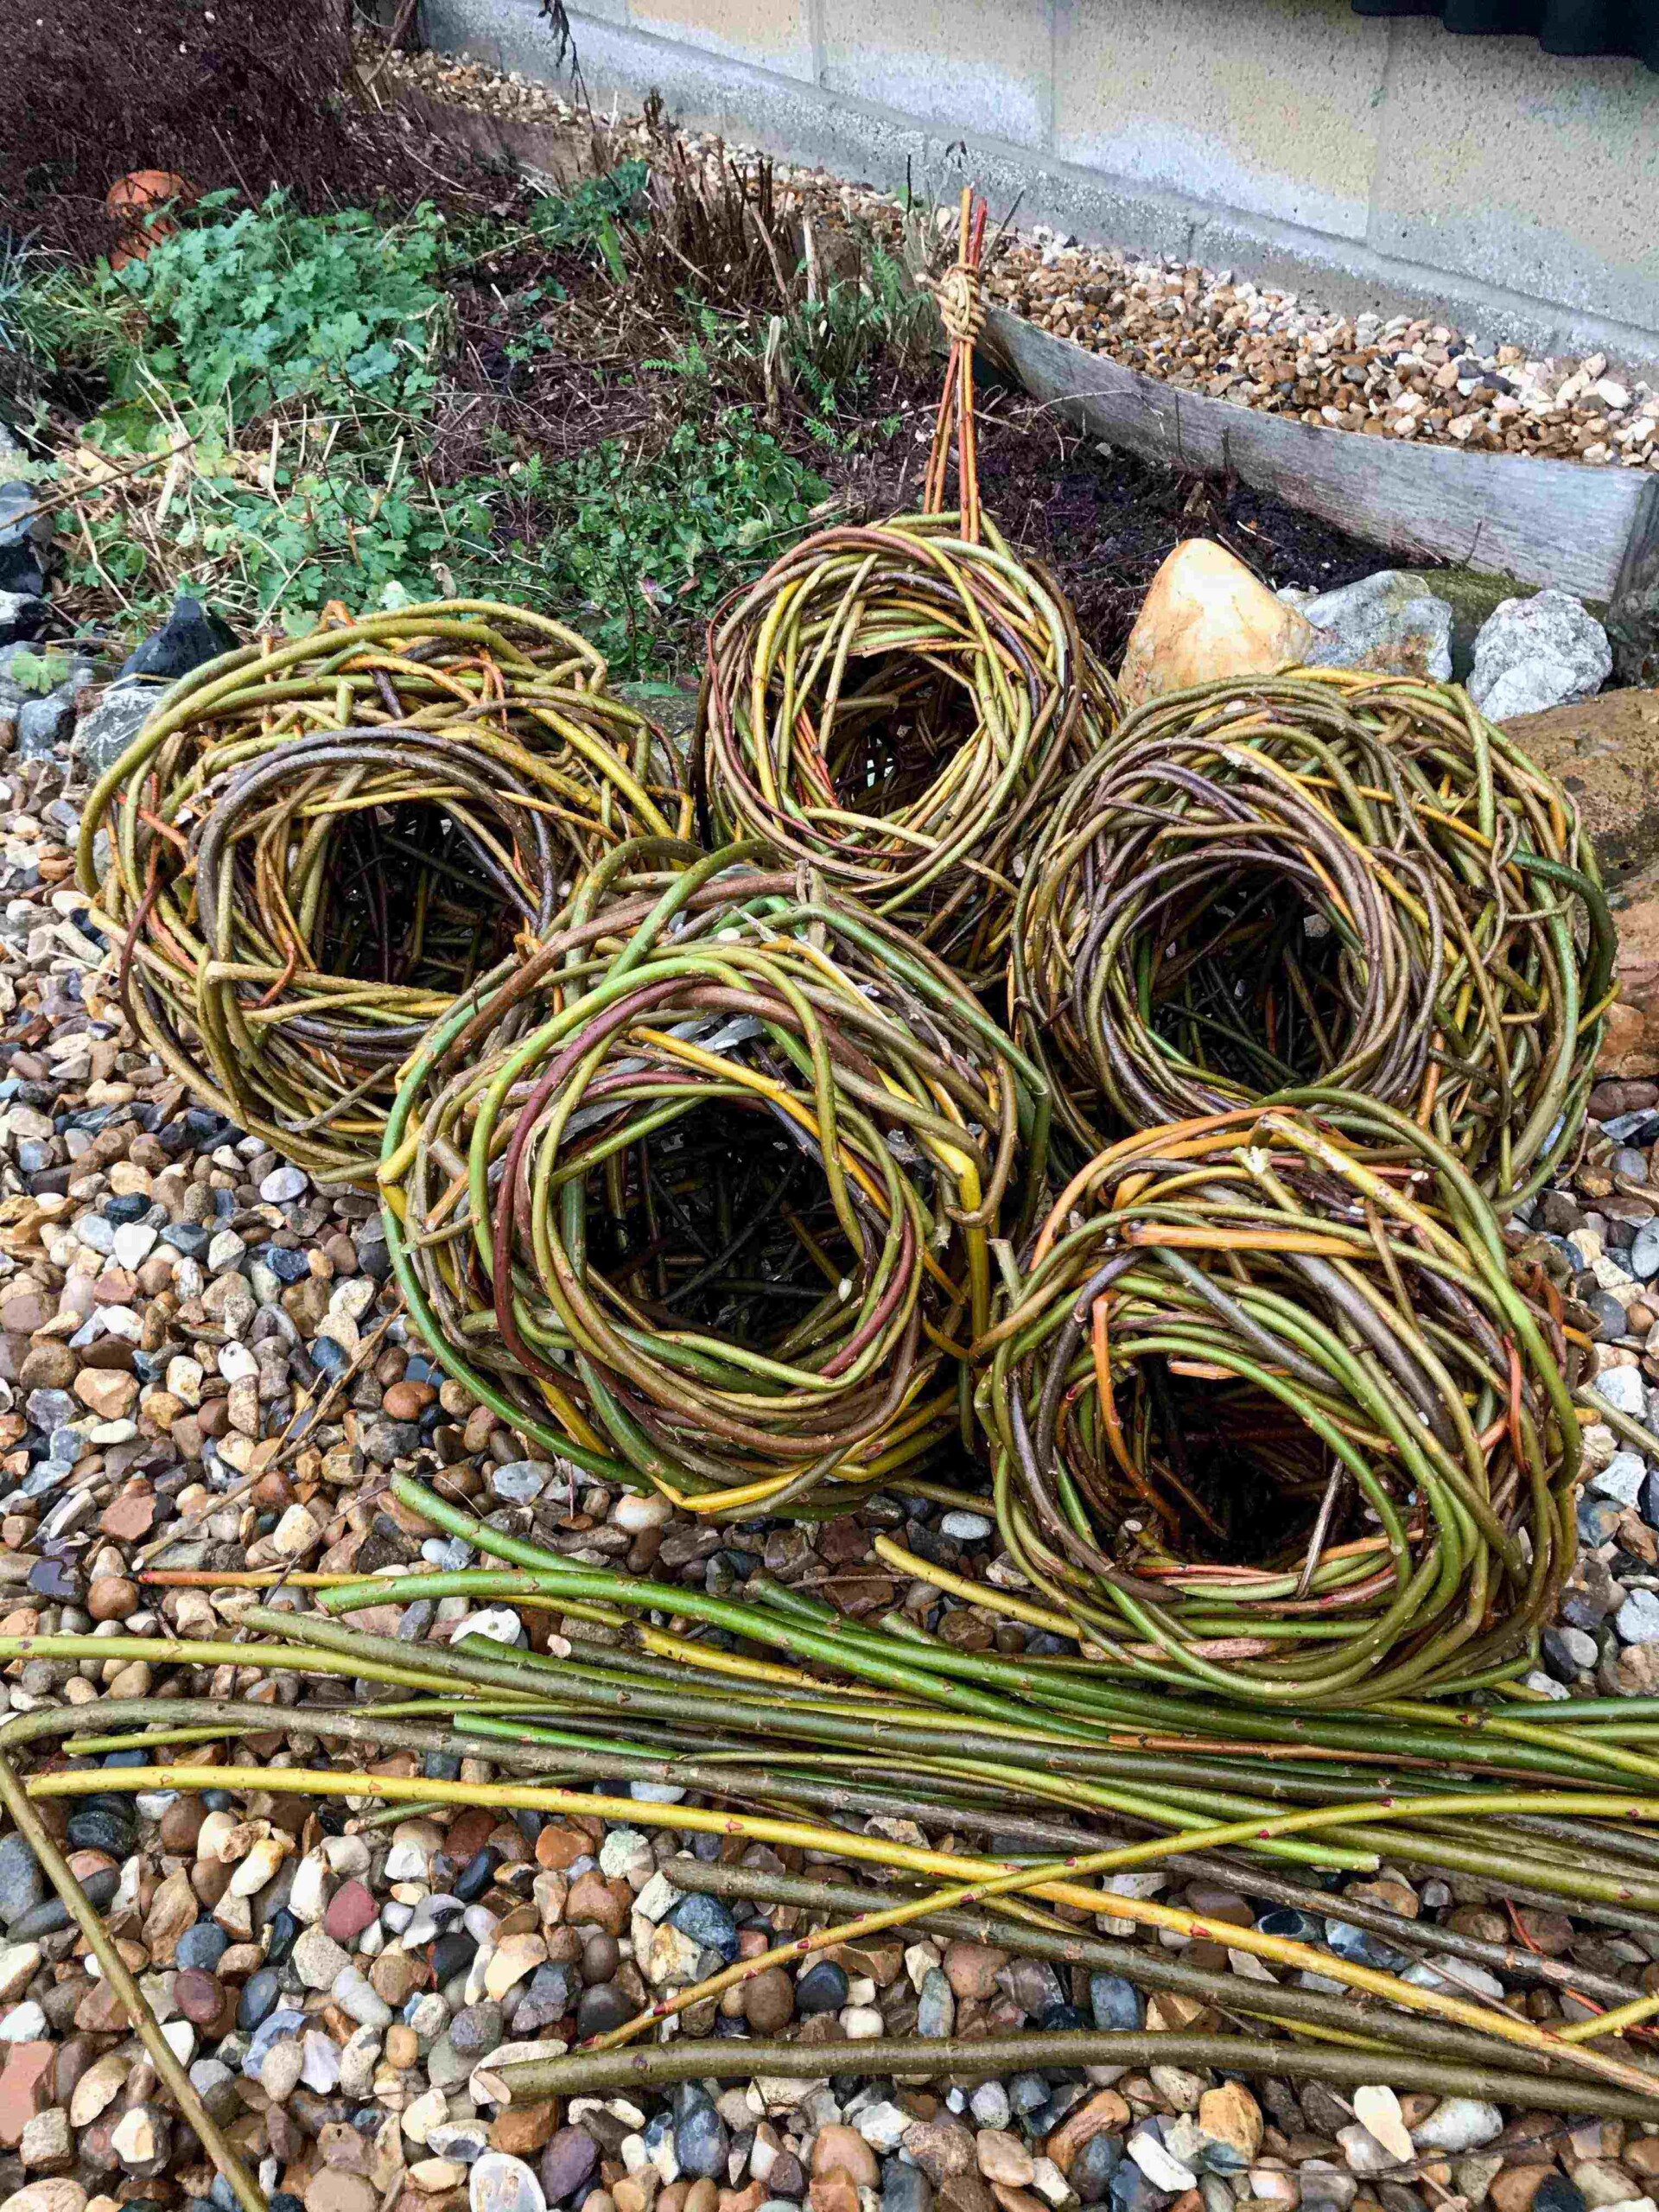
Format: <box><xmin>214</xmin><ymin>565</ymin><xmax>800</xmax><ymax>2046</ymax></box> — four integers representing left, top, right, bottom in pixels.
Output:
<box><xmin>1118</xmin><ymin>539</ymin><xmax>1313</xmax><ymax>709</ymax></box>
<box><xmin>1470</xmin><ymin>588</ymin><xmax>1611</xmax><ymax>720</ymax></box>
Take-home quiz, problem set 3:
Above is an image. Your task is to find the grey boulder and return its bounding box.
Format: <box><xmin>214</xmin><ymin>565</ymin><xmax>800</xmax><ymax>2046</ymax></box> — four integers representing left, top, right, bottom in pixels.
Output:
<box><xmin>16</xmin><ymin>690</ymin><xmax>77</xmax><ymax>759</ymax></box>
<box><xmin>72</xmin><ymin>680</ymin><xmax>156</xmax><ymax>779</ymax></box>
<box><xmin>0</xmin><ymin>593</ymin><xmax>48</xmax><ymax>647</ymax></box>
<box><xmin>1297</xmin><ymin>569</ymin><xmax>1454</xmax><ymax>681</ymax></box>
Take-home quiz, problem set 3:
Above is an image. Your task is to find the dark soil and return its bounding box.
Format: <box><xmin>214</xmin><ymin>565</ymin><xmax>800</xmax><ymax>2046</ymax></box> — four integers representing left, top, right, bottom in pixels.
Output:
<box><xmin>442</xmin><ymin>242</ymin><xmax>1394</xmax><ymax>679</ymax></box>
<box><xmin>0</xmin><ymin>0</ymin><xmax>505</xmax><ymax>262</ymax></box>
<box><xmin>836</xmin><ymin>380</ymin><xmax>1394</xmax><ymax>671</ymax></box>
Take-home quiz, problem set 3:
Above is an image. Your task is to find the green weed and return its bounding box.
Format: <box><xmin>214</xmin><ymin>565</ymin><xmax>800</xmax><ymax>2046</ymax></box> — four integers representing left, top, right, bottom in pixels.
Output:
<box><xmin>22</xmin><ymin>171</ymin><xmax>879</xmax><ymax>667</ymax></box>
<box><xmin>113</xmin><ymin>191</ymin><xmax>448</xmax><ymax>420</ymax></box>
<box><xmin>524</xmin><ymin>159</ymin><xmax>648</xmax><ymax>280</ymax></box>
<box><xmin>784</xmin><ymin>246</ymin><xmax>930</xmax><ymax>420</ymax></box>
<box><xmin>464</xmin><ymin>413</ymin><xmax>830</xmax><ymax>677</ymax></box>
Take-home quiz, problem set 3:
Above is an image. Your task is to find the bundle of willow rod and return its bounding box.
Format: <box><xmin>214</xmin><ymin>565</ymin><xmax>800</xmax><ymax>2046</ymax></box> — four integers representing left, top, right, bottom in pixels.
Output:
<box><xmin>78</xmin><ymin>601</ymin><xmax>691</xmax><ymax>1182</ymax></box>
<box><xmin>694</xmin><ymin>193</ymin><xmax>1117</xmax><ymax>985</ymax></box>
<box><xmin>1010</xmin><ymin>669</ymin><xmax>1613</xmax><ymax>1200</ymax></box>
<box><xmin>976</xmin><ymin>1093</ymin><xmax>1580</xmax><ymax>1707</ymax></box>
<box><xmin>29</xmin><ymin>1471</ymin><xmax>1659</xmax><ymax>2137</ymax></box>
<box><xmin>379</xmin><ymin>840</ymin><xmax>1049</xmax><ymax>1511</ymax></box>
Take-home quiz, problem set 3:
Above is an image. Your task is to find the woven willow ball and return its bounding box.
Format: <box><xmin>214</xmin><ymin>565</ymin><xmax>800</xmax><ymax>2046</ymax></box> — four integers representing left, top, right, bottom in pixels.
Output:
<box><xmin>79</xmin><ymin>601</ymin><xmax>692</xmax><ymax>1181</ymax></box>
<box><xmin>381</xmin><ymin>841</ymin><xmax>1050</xmax><ymax>1513</ymax></box>
<box><xmin>1010</xmin><ymin>669</ymin><xmax>1613</xmax><ymax>1203</ymax></box>
<box><xmin>696</xmin><ymin>514</ymin><xmax>1117</xmax><ymax>986</ymax></box>
<box><xmin>975</xmin><ymin>1092</ymin><xmax>1580</xmax><ymax>1707</ymax></box>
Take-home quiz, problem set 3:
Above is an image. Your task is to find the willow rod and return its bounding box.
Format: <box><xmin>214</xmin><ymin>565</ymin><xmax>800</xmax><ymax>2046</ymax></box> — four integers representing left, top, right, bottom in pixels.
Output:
<box><xmin>493</xmin><ymin>2031</ymin><xmax>1659</xmax><ymax>2113</ymax></box>
<box><xmin>46</xmin><ymin>1748</ymin><xmax>1659</xmax><ymax>2095</ymax></box>
<box><xmin>664</xmin><ymin>1856</ymin><xmax>1641</xmax><ymax>2020</ymax></box>
<box><xmin>0</xmin><ymin>1746</ymin><xmax>268</xmax><ymax>2212</ymax></box>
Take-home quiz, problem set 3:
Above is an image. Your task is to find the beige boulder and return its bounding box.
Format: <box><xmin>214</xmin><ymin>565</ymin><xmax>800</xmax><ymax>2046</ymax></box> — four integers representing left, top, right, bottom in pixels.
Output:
<box><xmin>1118</xmin><ymin>538</ymin><xmax>1314</xmax><ymax>709</ymax></box>
<box><xmin>1597</xmin><ymin>893</ymin><xmax>1659</xmax><ymax>1077</ymax></box>
<box><xmin>1503</xmin><ymin>688</ymin><xmax>1659</xmax><ymax>881</ymax></box>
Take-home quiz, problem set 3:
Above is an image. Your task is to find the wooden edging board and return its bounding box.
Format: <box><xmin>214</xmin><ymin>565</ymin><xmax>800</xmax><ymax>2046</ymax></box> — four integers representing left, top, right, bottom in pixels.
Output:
<box><xmin>978</xmin><ymin>304</ymin><xmax>1659</xmax><ymax>607</ymax></box>
<box><xmin>385</xmin><ymin>86</ymin><xmax>588</xmax><ymax>181</ymax></box>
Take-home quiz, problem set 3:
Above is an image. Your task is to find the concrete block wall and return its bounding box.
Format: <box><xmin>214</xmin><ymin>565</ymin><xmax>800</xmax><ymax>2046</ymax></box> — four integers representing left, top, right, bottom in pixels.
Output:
<box><xmin>418</xmin><ymin>0</ymin><xmax>1659</xmax><ymax>366</ymax></box>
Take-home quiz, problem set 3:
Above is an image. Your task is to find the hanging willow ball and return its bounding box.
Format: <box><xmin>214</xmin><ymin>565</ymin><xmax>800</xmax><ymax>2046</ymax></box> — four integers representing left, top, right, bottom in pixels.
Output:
<box><xmin>696</xmin><ymin>515</ymin><xmax>1117</xmax><ymax>986</ymax></box>
<box><xmin>1010</xmin><ymin>670</ymin><xmax>1614</xmax><ymax>1204</ymax></box>
<box><xmin>380</xmin><ymin>839</ymin><xmax>1050</xmax><ymax>1514</ymax></box>
<box><xmin>696</xmin><ymin>191</ymin><xmax>1116</xmax><ymax>987</ymax></box>
<box><xmin>975</xmin><ymin>1091</ymin><xmax>1580</xmax><ymax>1708</ymax></box>
<box><xmin>78</xmin><ymin>601</ymin><xmax>692</xmax><ymax>1182</ymax></box>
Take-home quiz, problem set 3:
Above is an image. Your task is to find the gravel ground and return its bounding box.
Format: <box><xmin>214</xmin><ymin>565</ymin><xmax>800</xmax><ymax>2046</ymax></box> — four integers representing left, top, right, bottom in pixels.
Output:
<box><xmin>0</xmin><ymin>686</ymin><xmax>1654</xmax><ymax>2212</ymax></box>
<box><xmin>3</xmin><ymin>67</ymin><xmax>1659</xmax><ymax>2212</ymax></box>
<box><xmin>372</xmin><ymin>44</ymin><xmax>1659</xmax><ymax>474</ymax></box>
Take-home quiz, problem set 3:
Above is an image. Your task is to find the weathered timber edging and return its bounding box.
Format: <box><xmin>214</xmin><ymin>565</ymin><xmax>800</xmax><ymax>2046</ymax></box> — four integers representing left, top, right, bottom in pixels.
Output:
<box><xmin>978</xmin><ymin>303</ymin><xmax>1659</xmax><ymax>610</ymax></box>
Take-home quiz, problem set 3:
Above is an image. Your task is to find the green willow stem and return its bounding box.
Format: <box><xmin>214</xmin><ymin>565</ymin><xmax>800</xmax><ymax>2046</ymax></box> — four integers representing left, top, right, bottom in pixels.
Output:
<box><xmin>378</xmin><ymin>1484</ymin><xmax>1618</xmax><ymax>1784</ymax></box>
<box><xmin>494</xmin><ymin>2031</ymin><xmax>1659</xmax><ymax>2113</ymax></box>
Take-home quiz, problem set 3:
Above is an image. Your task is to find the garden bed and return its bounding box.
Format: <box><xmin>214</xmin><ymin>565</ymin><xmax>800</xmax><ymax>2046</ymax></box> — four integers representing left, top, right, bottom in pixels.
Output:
<box><xmin>3</xmin><ymin>78</ymin><xmax>1391</xmax><ymax>683</ymax></box>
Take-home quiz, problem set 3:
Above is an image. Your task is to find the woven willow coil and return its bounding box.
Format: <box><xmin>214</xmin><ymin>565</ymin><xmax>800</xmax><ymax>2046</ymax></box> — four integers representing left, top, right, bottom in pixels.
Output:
<box><xmin>380</xmin><ymin>841</ymin><xmax>1050</xmax><ymax>1513</ymax></box>
<box><xmin>1010</xmin><ymin>670</ymin><xmax>1613</xmax><ymax>1202</ymax></box>
<box><xmin>976</xmin><ymin>1093</ymin><xmax>1580</xmax><ymax>1707</ymax></box>
<box><xmin>78</xmin><ymin>602</ymin><xmax>690</xmax><ymax>1181</ymax></box>
<box><xmin>695</xmin><ymin>192</ymin><xmax>1117</xmax><ymax>984</ymax></box>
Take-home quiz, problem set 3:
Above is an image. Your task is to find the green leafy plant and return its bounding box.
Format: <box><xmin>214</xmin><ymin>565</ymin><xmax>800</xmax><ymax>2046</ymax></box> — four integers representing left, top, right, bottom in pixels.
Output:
<box><xmin>111</xmin><ymin>192</ymin><xmax>448</xmax><ymax>420</ymax></box>
<box><xmin>25</xmin><ymin>171</ymin><xmax>912</xmax><ymax>661</ymax></box>
<box><xmin>525</xmin><ymin>159</ymin><xmax>647</xmax><ymax>278</ymax></box>
<box><xmin>784</xmin><ymin>245</ymin><xmax>930</xmax><ymax>420</ymax></box>
<box><xmin>190</xmin><ymin>470</ymin><xmax>494</xmax><ymax>620</ymax></box>
<box><xmin>477</xmin><ymin>411</ymin><xmax>830</xmax><ymax>677</ymax></box>
<box><xmin>3</xmin><ymin>648</ymin><xmax>73</xmax><ymax>695</ymax></box>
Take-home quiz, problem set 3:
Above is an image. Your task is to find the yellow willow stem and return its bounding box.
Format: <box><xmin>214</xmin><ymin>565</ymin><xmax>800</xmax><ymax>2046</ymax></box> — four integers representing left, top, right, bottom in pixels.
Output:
<box><xmin>872</xmin><ymin>1534</ymin><xmax>1081</xmax><ymax>1637</ymax></box>
<box><xmin>25</xmin><ymin>1763</ymin><xmax>1659</xmax><ymax>2098</ymax></box>
<box><xmin>585</xmin><ymin>1832</ymin><xmax>1121</xmax><ymax>2052</ymax></box>
<box><xmin>583</xmin><ymin>1782</ymin><xmax>1376</xmax><ymax>2055</ymax></box>
<box><xmin>0</xmin><ymin>1751</ymin><xmax>267</xmax><ymax>2212</ymax></box>
<box><xmin>0</xmin><ymin>1635</ymin><xmax>544</xmax><ymax>1700</ymax></box>
<box><xmin>138</xmin><ymin>1571</ymin><xmax>384</xmax><ymax>1588</ymax></box>
<box><xmin>1560</xmin><ymin>1992</ymin><xmax>1659</xmax><ymax>2044</ymax></box>
<box><xmin>632</xmin><ymin>1626</ymin><xmax>887</xmax><ymax>1698</ymax></box>
<box><xmin>137</xmin><ymin>1570</ymin><xmax>628</xmax><ymax>1633</ymax></box>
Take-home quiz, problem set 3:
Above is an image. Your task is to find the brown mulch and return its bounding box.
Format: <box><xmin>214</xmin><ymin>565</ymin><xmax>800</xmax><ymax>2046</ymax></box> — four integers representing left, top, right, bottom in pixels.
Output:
<box><xmin>0</xmin><ymin>0</ymin><xmax>503</xmax><ymax>261</ymax></box>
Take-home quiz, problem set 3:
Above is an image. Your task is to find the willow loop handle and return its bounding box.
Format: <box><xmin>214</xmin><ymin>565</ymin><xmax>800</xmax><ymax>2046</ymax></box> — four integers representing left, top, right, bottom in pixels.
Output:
<box><xmin>923</xmin><ymin>187</ymin><xmax>988</xmax><ymax>541</ymax></box>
